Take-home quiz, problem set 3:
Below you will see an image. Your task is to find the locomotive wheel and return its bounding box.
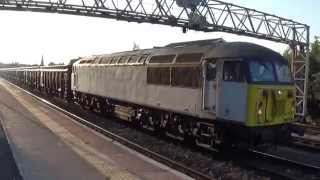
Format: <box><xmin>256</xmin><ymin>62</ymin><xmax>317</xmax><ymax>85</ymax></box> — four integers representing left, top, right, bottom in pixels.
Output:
<box><xmin>85</xmin><ymin>97</ymin><xmax>91</xmax><ymax>110</ymax></box>
<box><xmin>98</xmin><ymin>100</ymin><xmax>107</xmax><ymax>115</ymax></box>
<box><xmin>164</xmin><ymin>115</ymin><xmax>185</xmax><ymax>141</ymax></box>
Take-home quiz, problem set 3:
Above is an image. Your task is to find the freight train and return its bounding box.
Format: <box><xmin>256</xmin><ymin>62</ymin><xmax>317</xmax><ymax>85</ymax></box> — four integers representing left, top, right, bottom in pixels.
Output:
<box><xmin>0</xmin><ymin>39</ymin><xmax>295</xmax><ymax>148</ymax></box>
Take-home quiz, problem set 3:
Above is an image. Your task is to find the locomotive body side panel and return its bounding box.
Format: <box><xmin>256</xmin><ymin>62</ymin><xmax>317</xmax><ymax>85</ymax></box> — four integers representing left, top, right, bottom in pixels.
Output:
<box><xmin>216</xmin><ymin>59</ymin><xmax>247</xmax><ymax>124</ymax></box>
<box><xmin>73</xmin><ymin>64</ymin><xmax>215</xmax><ymax>119</ymax></box>
<box><xmin>217</xmin><ymin>81</ymin><xmax>247</xmax><ymax>123</ymax></box>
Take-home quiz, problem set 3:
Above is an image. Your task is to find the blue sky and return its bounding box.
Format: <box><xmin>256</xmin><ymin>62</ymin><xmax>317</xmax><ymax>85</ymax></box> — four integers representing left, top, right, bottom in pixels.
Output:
<box><xmin>0</xmin><ymin>0</ymin><xmax>317</xmax><ymax>64</ymax></box>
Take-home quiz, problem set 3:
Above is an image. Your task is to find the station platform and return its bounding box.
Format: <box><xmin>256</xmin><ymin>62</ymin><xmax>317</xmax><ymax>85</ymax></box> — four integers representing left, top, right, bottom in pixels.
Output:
<box><xmin>0</xmin><ymin>79</ymin><xmax>192</xmax><ymax>180</ymax></box>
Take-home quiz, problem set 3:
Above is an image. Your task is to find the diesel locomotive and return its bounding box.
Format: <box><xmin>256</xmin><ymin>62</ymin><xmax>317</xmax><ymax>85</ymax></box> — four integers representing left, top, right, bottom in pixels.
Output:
<box><xmin>0</xmin><ymin>39</ymin><xmax>295</xmax><ymax>148</ymax></box>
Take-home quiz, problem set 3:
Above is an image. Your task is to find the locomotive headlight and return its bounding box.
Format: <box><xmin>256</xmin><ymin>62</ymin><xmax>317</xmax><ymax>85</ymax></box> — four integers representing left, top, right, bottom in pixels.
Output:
<box><xmin>257</xmin><ymin>102</ymin><xmax>263</xmax><ymax>116</ymax></box>
<box><xmin>278</xmin><ymin>90</ymin><xmax>282</xmax><ymax>95</ymax></box>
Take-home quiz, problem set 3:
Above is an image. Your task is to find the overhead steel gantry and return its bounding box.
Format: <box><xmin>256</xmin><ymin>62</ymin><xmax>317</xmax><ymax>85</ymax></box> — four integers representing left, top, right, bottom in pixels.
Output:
<box><xmin>0</xmin><ymin>0</ymin><xmax>310</xmax><ymax>116</ymax></box>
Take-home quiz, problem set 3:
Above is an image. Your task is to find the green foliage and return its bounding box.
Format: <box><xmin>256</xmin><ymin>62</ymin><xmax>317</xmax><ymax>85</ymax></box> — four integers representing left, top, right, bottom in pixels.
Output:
<box><xmin>0</xmin><ymin>62</ymin><xmax>31</xmax><ymax>68</ymax></box>
<box><xmin>311</xmin><ymin>36</ymin><xmax>320</xmax><ymax>60</ymax></box>
<box><xmin>48</xmin><ymin>62</ymin><xmax>56</xmax><ymax>66</ymax></box>
<box><xmin>48</xmin><ymin>62</ymin><xmax>64</xmax><ymax>66</ymax></box>
<box><xmin>310</xmin><ymin>36</ymin><xmax>320</xmax><ymax>75</ymax></box>
<box><xmin>282</xmin><ymin>36</ymin><xmax>320</xmax><ymax>76</ymax></box>
<box><xmin>283</xmin><ymin>48</ymin><xmax>292</xmax><ymax>62</ymax></box>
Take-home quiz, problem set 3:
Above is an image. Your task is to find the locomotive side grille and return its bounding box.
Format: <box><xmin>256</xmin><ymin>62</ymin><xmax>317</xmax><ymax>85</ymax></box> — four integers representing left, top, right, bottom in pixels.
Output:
<box><xmin>172</xmin><ymin>66</ymin><xmax>201</xmax><ymax>88</ymax></box>
<box><xmin>147</xmin><ymin>67</ymin><xmax>170</xmax><ymax>85</ymax></box>
<box><xmin>147</xmin><ymin>65</ymin><xmax>201</xmax><ymax>88</ymax></box>
<box><xmin>175</xmin><ymin>53</ymin><xmax>203</xmax><ymax>63</ymax></box>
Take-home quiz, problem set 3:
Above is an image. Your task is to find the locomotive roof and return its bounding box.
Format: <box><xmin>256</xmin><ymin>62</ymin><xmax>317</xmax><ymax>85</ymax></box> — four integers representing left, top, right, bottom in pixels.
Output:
<box><xmin>94</xmin><ymin>38</ymin><xmax>225</xmax><ymax>57</ymax></box>
<box><xmin>75</xmin><ymin>39</ymin><xmax>285</xmax><ymax>65</ymax></box>
<box><xmin>75</xmin><ymin>38</ymin><xmax>224</xmax><ymax>65</ymax></box>
<box><xmin>205</xmin><ymin>42</ymin><xmax>284</xmax><ymax>61</ymax></box>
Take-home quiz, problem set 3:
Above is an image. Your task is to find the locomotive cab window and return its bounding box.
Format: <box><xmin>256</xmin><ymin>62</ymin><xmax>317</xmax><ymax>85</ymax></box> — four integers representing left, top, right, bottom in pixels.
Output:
<box><xmin>248</xmin><ymin>60</ymin><xmax>275</xmax><ymax>83</ymax></box>
<box><xmin>223</xmin><ymin>61</ymin><xmax>245</xmax><ymax>82</ymax></box>
<box><xmin>248</xmin><ymin>59</ymin><xmax>293</xmax><ymax>83</ymax></box>
<box><xmin>274</xmin><ymin>61</ymin><xmax>293</xmax><ymax>83</ymax></box>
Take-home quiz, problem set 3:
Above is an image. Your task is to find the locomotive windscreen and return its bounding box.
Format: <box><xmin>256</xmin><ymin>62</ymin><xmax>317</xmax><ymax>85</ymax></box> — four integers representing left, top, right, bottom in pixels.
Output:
<box><xmin>248</xmin><ymin>59</ymin><xmax>293</xmax><ymax>84</ymax></box>
<box><xmin>274</xmin><ymin>61</ymin><xmax>293</xmax><ymax>83</ymax></box>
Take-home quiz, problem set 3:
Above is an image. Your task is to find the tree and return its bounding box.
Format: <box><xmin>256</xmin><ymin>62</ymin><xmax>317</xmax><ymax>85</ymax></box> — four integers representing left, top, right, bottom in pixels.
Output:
<box><xmin>282</xmin><ymin>36</ymin><xmax>320</xmax><ymax>76</ymax></box>
<box><xmin>309</xmin><ymin>36</ymin><xmax>320</xmax><ymax>75</ymax></box>
<box><xmin>48</xmin><ymin>62</ymin><xmax>64</xmax><ymax>66</ymax></box>
<box><xmin>283</xmin><ymin>48</ymin><xmax>292</xmax><ymax>62</ymax></box>
<box><xmin>48</xmin><ymin>62</ymin><xmax>56</xmax><ymax>66</ymax></box>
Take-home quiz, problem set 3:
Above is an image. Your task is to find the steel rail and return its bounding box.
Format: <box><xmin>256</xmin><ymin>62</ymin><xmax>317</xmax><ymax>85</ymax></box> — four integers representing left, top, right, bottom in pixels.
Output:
<box><xmin>249</xmin><ymin>149</ymin><xmax>320</xmax><ymax>172</ymax></box>
<box><xmin>291</xmin><ymin>135</ymin><xmax>320</xmax><ymax>151</ymax></box>
<box><xmin>291</xmin><ymin>122</ymin><xmax>320</xmax><ymax>133</ymax></box>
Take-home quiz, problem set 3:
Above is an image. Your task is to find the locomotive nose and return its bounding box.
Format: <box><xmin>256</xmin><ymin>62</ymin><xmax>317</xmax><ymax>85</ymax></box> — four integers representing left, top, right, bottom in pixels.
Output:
<box><xmin>246</xmin><ymin>86</ymin><xmax>295</xmax><ymax>127</ymax></box>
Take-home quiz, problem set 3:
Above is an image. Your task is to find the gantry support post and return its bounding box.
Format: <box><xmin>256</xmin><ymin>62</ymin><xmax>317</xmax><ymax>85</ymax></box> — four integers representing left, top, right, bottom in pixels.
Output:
<box><xmin>291</xmin><ymin>27</ymin><xmax>310</xmax><ymax>117</ymax></box>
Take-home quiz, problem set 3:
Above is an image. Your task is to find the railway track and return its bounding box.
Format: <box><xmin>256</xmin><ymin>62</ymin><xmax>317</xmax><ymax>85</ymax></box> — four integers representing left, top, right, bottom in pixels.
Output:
<box><xmin>290</xmin><ymin>122</ymin><xmax>320</xmax><ymax>151</ymax></box>
<box><xmin>291</xmin><ymin>122</ymin><xmax>320</xmax><ymax>135</ymax></box>
<box><xmin>243</xmin><ymin>149</ymin><xmax>320</xmax><ymax>180</ymax></box>
<box><xmin>250</xmin><ymin>149</ymin><xmax>320</xmax><ymax>171</ymax></box>
<box><xmin>291</xmin><ymin>135</ymin><xmax>320</xmax><ymax>151</ymax></box>
<box><xmin>6</xmin><ymin>80</ymin><xmax>320</xmax><ymax>180</ymax></box>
